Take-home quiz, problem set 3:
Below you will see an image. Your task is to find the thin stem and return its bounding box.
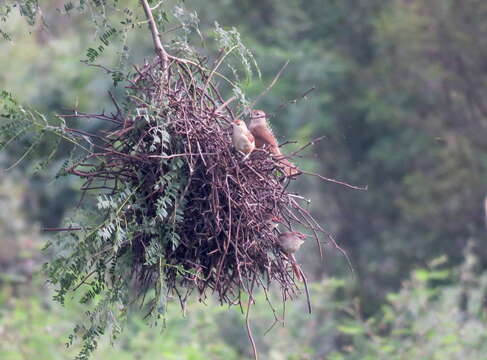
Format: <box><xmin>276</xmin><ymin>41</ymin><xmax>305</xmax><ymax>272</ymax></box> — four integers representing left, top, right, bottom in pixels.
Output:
<box><xmin>140</xmin><ymin>0</ymin><xmax>169</xmax><ymax>70</ymax></box>
<box><xmin>300</xmin><ymin>170</ymin><xmax>368</xmax><ymax>191</ymax></box>
<box><xmin>246</xmin><ymin>293</ymin><xmax>258</xmax><ymax>360</ymax></box>
<box><xmin>245</xmin><ymin>60</ymin><xmax>289</xmax><ymax>114</ymax></box>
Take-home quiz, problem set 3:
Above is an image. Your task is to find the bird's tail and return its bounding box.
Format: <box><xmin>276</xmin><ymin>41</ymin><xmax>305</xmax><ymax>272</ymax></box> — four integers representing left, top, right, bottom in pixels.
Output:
<box><xmin>268</xmin><ymin>143</ymin><xmax>300</xmax><ymax>177</ymax></box>
<box><xmin>277</xmin><ymin>157</ymin><xmax>301</xmax><ymax>177</ymax></box>
<box><xmin>289</xmin><ymin>254</ymin><xmax>303</xmax><ymax>281</ymax></box>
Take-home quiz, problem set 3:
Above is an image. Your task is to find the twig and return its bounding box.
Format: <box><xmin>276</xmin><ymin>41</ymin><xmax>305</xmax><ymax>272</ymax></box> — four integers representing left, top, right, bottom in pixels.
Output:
<box><xmin>300</xmin><ymin>271</ymin><xmax>312</xmax><ymax>314</ymax></box>
<box><xmin>325</xmin><ymin>233</ymin><xmax>355</xmax><ymax>277</ymax></box>
<box><xmin>140</xmin><ymin>0</ymin><xmax>169</xmax><ymax>70</ymax></box>
<box><xmin>214</xmin><ymin>96</ymin><xmax>237</xmax><ymax>119</ymax></box>
<box><xmin>246</xmin><ymin>291</ymin><xmax>258</xmax><ymax>360</ymax></box>
<box><xmin>244</xmin><ymin>60</ymin><xmax>290</xmax><ymax>115</ymax></box>
<box><xmin>300</xmin><ymin>170</ymin><xmax>367</xmax><ymax>191</ymax></box>
<box><xmin>201</xmin><ymin>46</ymin><xmax>238</xmax><ymax>103</ymax></box>
<box><xmin>283</xmin><ymin>135</ymin><xmax>326</xmax><ymax>158</ymax></box>
<box><xmin>108</xmin><ymin>91</ymin><xmax>122</xmax><ymax>117</ymax></box>
<box><xmin>147</xmin><ymin>152</ymin><xmax>217</xmax><ymax>159</ymax></box>
<box><xmin>269</xmin><ymin>86</ymin><xmax>316</xmax><ymax>119</ymax></box>
<box><xmin>43</xmin><ymin>227</ymin><xmax>83</xmax><ymax>232</ymax></box>
<box><xmin>80</xmin><ymin>60</ymin><xmax>117</xmax><ymax>74</ymax></box>
<box><xmin>150</xmin><ymin>0</ymin><xmax>164</xmax><ymax>11</ymax></box>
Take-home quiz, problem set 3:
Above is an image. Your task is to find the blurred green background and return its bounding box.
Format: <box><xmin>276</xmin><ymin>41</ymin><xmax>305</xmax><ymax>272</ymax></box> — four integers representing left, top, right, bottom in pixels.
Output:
<box><xmin>1</xmin><ymin>0</ymin><xmax>487</xmax><ymax>359</ymax></box>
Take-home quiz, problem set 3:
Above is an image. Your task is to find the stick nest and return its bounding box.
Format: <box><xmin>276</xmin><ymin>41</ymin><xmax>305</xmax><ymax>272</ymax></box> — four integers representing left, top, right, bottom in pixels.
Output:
<box><xmin>65</xmin><ymin>57</ymin><xmax>328</xmax><ymax>313</ymax></box>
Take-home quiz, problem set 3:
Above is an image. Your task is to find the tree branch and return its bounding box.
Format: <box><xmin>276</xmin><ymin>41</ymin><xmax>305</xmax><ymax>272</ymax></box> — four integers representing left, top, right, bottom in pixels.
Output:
<box><xmin>140</xmin><ymin>0</ymin><xmax>169</xmax><ymax>70</ymax></box>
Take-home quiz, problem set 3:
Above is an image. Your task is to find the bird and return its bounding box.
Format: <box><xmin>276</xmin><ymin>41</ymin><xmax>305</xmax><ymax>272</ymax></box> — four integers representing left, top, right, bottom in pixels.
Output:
<box><xmin>249</xmin><ymin>110</ymin><xmax>300</xmax><ymax>176</ymax></box>
<box><xmin>249</xmin><ymin>110</ymin><xmax>280</xmax><ymax>153</ymax></box>
<box><xmin>278</xmin><ymin>231</ymin><xmax>306</xmax><ymax>281</ymax></box>
<box><xmin>232</xmin><ymin>119</ymin><xmax>255</xmax><ymax>160</ymax></box>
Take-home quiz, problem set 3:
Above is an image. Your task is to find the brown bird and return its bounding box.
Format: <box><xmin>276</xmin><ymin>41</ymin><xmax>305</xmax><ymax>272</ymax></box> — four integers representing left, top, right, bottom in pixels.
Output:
<box><xmin>232</xmin><ymin>119</ymin><xmax>255</xmax><ymax>160</ymax></box>
<box><xmin>249</xmin><ymin>110</ymin><xmax>300</xmax><ymax>176</ymax></box>
<box><xmin>278</xmin><ymin>231</ymin><xmax>306</xmax><ymax>281</ymax></box>
<box><xmin>249</xmin><ymin>110</ymin><xmax>280</xmax><ymax>153</ymax></box>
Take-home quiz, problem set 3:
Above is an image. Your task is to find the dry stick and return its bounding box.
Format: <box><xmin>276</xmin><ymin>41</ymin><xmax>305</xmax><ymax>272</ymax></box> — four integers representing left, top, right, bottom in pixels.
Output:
<box><xmin>80</xmin><ymin>60</ymin><xmax>117</xmax><ymax>75</ymax></box>
<box><xmin>59</xmin><ymin>113</ymin><xmax>122</xmax><ymax>124</ymax></box>
<box><xmin>300</xmin><ymin>270</ymin><xmax>312</xmax><ymax>314</ymax></box>
<box><xmin>283</xmin><ymin>135</ymin><xmax>327</xmax><ymax>158</ymax></box>
<box><xmin>286</xmin><ymin>195</ymin><xmax>323</xmax><ymax>258</ymax></box>
<box><xmin>257</xmin><ymin>276</ymin><xmax>284</xmax><ymax>336</ymax></box>
<box><xmin>279</xmin><ymin>135</ymin><xmax>367</xmax><ymax>191</ymax></box>
<box><xmin>150</xmin><ymin>0</ymin><xmax>165</xmax><ymax>11</ymax></box>
<box><xmin>140</xmin><ymin>0</ymin><xmax>169</xmax><ymax>70</ymax></box>
<box><xmin>300</xmin><ymin>170</ymin><xmax>367</xmax><ymax>191</ymax></box>
<box><xmin>281</xmin><ymin>290</ymin><xmax>287</xmax><ymax>327</ymax></box>
<box><xmin>108</xmin><ymin>91</ymin><xmax>123</xmax><ymax>117</ymax></box>
<box><xmin>170</xmin><ymin>55</ymin><xmax>237</xmax><ymax>88</ymax></box>
<box><xmin>200</xmin><ymin>45</ymin><xmax>238</xmax><ymax>108</ymax></box>
<box><xmin>269</xmin><ymin>86</ymin><xmax>316</xmax><ymax>119</ymax></box>
<box><xmin>325</xmin><ymin>232</ymin><xmax>355</xmax><ymax>277</ymax></box>
<box><xmin>147</xmin><ymin>152</ymin><xmax>217</xmax><ymax>159</ymax></box>
<box><xmin>294</xmin><ymin>196</ymin><xmax>355</xmax><ymax>276</ymax></box>
<box><xmin>63</xmin><ymin>127</ymin><xmax>111</xmax><ymax>143</ymax></box>
<box><xmin>263</xmin><ymin>316</ymin><xmax>280</xmax><ymax>337</ymax></box>
<box><xmin>43</xmin><ymin>227</ymin><xmax>83</xmax><ymax>232</ymax></box>
<box><xmin>210</xmin><ymin>82</ymin><xmax>234</xmax><ymax>113</ymax></box>
<box><xmin>245</xmin><ymin>60</ymin><xmax>290</xmax><ymax>115</ymax></box>
<box><xmin>246</xmin><ymin>278</ymin><xmax>259</xmax><ymax>360</ymax></box>
<box><xmin>214</xmin><ymin>96</ymin><xmax>237</xmax><ymax>118</ymax></box>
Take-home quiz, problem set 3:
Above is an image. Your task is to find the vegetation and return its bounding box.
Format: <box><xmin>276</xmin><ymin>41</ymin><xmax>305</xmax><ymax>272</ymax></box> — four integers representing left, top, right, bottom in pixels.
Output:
<box><xmin>1</xmin><ymin>0</ymin><xmax>486</xmax><ymax>359</ymax></box>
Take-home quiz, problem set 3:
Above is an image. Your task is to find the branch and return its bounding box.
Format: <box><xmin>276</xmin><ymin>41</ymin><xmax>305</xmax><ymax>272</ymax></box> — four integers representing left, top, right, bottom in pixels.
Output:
<box><xmin>247</xmin><ymin>60</ymin><xmax>289</xmax><ymax>112</ymax></box>
<box><xmin>300</xmin><ymin>170</ymin><xmax>367</xmax><ymax>191</ymax></box>
<box><xmin>246</xmin><ymin>282</ymin><xmax>259</xmax><ymax>360</ymax></box>
<box><xmin>270</xmin><ymin>86</ymin><xmax>316</xmax><ymax>119</ymax></box>
<box><xmin>140</xmin><ymin>0</ymin><xmax>169</xmax><ymax>70</ymax></box>
<box><xmin>43</xmin><ymin>227</ymin><xmax>83</xmax><ymax>232</ymax></box>
<box><xmin>214</xmin><ymin>96</ymin><xmax>237</xmax><ymax>119</ymax></box>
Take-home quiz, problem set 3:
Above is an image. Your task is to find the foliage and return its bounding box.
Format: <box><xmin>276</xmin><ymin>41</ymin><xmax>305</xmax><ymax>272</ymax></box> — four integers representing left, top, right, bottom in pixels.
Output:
<box><xmin>2</xmin><ymin>2</ymin><xmax>329</xmax><ymax>359</ymax></box>
<box><xmin>0</xmin><ymin>281</ymin><xmax>240</xmax><ymax>360</ymax></box>
<box><xmin>330</xmin><ymin>251</ymin><xmax>487</xmax><ymax>360</ymax></box>
<box><xmin>2</xmin><ymin>256</ymin><xmax>487</xmax><ymax>359</ymax></box>
<box><xmin>0</xmin><ymin>172</ymin><xmax>42</xmax><ymax>287</ymax></box>
<box><xmin>1</xmin><ymin>0</ymin><xmax>487</xmax><ymax>358</ymax></box>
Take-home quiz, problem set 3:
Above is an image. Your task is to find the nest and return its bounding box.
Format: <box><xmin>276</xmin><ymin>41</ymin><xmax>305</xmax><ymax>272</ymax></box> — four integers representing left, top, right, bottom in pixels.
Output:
<box><xmin>63</xmin><ymin>56</ymin><xmax>342</xmax><ymax>316</ymax></box>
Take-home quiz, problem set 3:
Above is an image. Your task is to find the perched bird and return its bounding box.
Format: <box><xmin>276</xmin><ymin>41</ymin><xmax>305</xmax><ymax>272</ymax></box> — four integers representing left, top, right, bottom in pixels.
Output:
<box><xmin>249</xmin><ymin>110</ymin><xmax>300</xmax><ymax>176</ymax></box>
<box><xmin>249</xmin><ymin>110</ymin><xmax>280</xmax><ymax>154</ymax></box>
<box><xmin>232</xmin><ymin>119</ymin><xmax>255</xmax><ymax>160</ymax></box>
<box><xmin>278</xmin><ymin>231</ymin><xmax>306</xmax><ymax>281</ymax></box>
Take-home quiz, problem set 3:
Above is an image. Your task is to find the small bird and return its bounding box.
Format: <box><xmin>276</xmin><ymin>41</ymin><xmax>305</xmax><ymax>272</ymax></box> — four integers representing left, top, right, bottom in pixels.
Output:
<box><xmin>232</xmin><ymin>119</ymin><xmax>255</xmax><ymax>160</ymax></box>
<box><xmin>278</xmin><ymin>231</ymin><xmax>306</xmax><ymax>281</ymax></box>
<box><xmin>249</xmin><ymin>110</ymin><xmax>280</xmax><ymax>153</ymax></box>
<box><xmin>249</xmin><ymin>110</ymin><xmax>300</xmax><ymax>176</ymax></box>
